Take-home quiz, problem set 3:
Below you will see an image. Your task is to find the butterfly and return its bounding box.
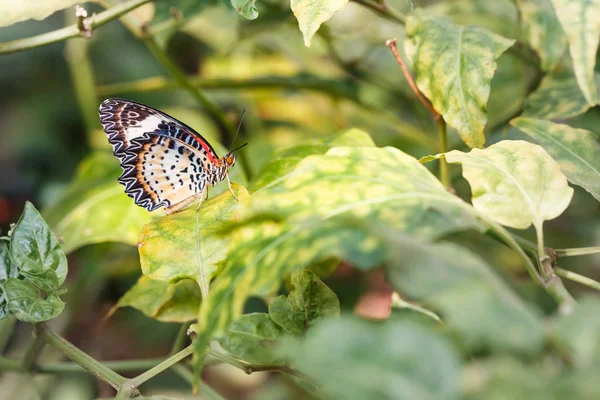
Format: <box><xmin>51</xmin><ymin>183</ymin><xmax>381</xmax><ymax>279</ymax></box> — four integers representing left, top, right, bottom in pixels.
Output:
<box><xmin>98</xmin><ymin>98</ymin><xmax>246</xmax><ymax>214</ymax></box>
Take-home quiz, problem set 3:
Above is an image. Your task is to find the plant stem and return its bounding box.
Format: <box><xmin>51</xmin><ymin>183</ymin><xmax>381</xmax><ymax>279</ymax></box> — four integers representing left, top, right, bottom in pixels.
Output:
<box><xmin>0</xmin><ymin>317</ymin><xmax>16</xmax><ymax>353</ymax></box>
<box><xmin>130</xmin><ymin>343</ymin><xmax>194</xmax><ymax>388</ymax></box>
<box><xmin>554</xmin><ymin>246</ymin><xmax>600</xmax><ymax>257</ymax></box>
<box><xmin>351</xmin><ymin>0</ymin><xmax>406</xmax><ymax>24</ymax></box>
<box><xmin>172</xmin><ymin>364</ymin><xmax>227</xmax><ymax>400</ymax></box>
<box><xmin>385</xmin><ymin>39</ymin><xmax>439</xmax><ymax>119</ymax></box>
<box><xmin>555</xmin><ymin>267</ymin><xmax>600</xmax><ymax>292</ymax></box>
<box><xmin>169</xmin><ymin>323</ymin><xmax>191</xmax><ymax>356</ymax></box>
<box><xmin>437</xmin><ymin>118</ymin><xmax>451</xmax><ymax>189</ymax></box>
<box><xmin>22</xmin><ymin>333</ymin><xmax>45</xmax><ymax>371</ymax></box>
<box><xmin>37</xmin><ymin>324</ymin><xmax>125</xmax><ymax>389</ymax></box>
<box><xmin>0</xmin><ymin>0</ymin><xmax>152</xmax><ymax>55</ymax></box>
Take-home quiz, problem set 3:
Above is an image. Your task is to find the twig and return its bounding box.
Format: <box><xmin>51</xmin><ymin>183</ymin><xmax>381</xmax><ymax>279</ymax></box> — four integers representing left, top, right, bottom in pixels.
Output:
<box><xmin>385</xmin><ymin>39</ymin><xmax>439</xmax><ymax>119</ymax></box>
<box><xmin>0</xmin><ymin>0</ymin><xmax>152</xmax><ymax>55</ymax></box>
<box><xmin>554</xmin><ymin>246</ymin><xmax>600</xmax><ymax>257</ymax></box>
<box><xmin>555</xmin><ymin>267</ymin><xmax>600</xmax><ymax>292</ymax></box>
<box><xmin>351</xmin><ymin>0</ymin><xmax>406</xmax><ymax>24</ymax></box>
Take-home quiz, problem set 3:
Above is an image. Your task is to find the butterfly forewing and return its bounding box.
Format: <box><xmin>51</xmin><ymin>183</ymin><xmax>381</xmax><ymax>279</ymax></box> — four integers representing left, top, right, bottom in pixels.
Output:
<box><xmin>98</xmin><ymin>98</ymin><xmax>226</xmax><ymax>212</ymax></box>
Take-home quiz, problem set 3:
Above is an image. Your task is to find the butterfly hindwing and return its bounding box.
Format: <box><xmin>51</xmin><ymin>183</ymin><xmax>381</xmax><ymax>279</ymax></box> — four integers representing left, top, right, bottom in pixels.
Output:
<box><xmin>119</xmin><ymin>134</ymin><xmax>210</xmax><ymax>211</ymax></box>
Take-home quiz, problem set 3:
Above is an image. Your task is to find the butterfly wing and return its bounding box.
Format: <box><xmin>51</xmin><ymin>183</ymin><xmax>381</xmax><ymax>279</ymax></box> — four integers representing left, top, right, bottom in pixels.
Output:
<box><xmin>98</xmin><ymin>98</ymin><xmax>221</xmax><ymax>164</ymax></box>
<box><xmin>119</xmin><ymin>134</ymin><xmax>211</xmax><ymax>211</ymax></box>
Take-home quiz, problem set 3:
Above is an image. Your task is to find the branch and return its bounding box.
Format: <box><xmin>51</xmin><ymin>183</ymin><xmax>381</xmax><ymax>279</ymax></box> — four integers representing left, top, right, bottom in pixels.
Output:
<box><xmin>351</xmin><ymin>0</ymin><xmax>406</xmax><ymax>24</ymax></box>
<box><xmin>555</xmin><ymin>267</ymin><xmax>600</xmax><ymax>293</ymax></box>
<box><xmin>554</xmin><ymin>246</ymin><xmax>600</xmax><ymax>257</ymax></box>
<box><xmin>385</xmin><ymin>39</ymin><xmax>439</xmax><ymax>119</ymax></box>
<box><xmin>0</xmin><ymin>0</ymin><xmax>152</xmax><ymax>55</ymax></box>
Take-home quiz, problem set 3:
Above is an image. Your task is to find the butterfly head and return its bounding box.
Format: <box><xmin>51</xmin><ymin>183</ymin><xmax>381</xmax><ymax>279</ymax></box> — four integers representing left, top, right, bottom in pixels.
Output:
<box><xmin>223</xmin><ymin>142</ymin><xmax>247</xmax><ymax>170</ymax></box>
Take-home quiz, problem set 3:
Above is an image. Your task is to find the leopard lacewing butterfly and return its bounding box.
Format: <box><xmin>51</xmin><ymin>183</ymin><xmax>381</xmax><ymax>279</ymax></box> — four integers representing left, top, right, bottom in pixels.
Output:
<box><xmin>98</xmin><ymin>98</ymin><xmax>246</xmax><ymax>214</ymax></box>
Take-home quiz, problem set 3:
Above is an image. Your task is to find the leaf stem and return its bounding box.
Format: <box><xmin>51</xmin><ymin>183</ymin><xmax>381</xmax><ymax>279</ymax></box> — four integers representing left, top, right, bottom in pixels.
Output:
<box><xmin>351</xmin><ymin>0</ymin><xmax>406</xmax><ymax>24</ymax></box>
<box><xmin>169</xmin><ymin>323</ymin><xmax>191</xmax><ymax>356</ymax></box>
<box><xmin>37</xmin><ymin>324</ymin><xmax>125</xmax><ymax>389</ymax></box>
<box><xmin>385</xmin><ymin>38</ymin><xmax>439</xmax><ymax>119</ymax></box>
<box><xmin>555</xmin><ymin>267</ymin><xmax>600</xmax><ymax>292</ymax></box>
<box><xmin>21</xmin><ymin>332</ymin><xmax>45</xmax><ymax>371</ymax></box>
<box><xmin>0</xmin><ymin>0</ymin><xmax>152</xmax><ymax>55</ymax></box>
<box><xmin>554</xmin><ymin>246</ymin><xmax>600</xmax><ymax>257</ymax></box>
<box><xmin>436</xmin><ymin>118</ymin><xmax>451</xmax><ymax>189</ymax></box>
<box><xmin>130</xmin><ymin>343</ymin><xmax>194</xmax><ymax>388</ymax></box>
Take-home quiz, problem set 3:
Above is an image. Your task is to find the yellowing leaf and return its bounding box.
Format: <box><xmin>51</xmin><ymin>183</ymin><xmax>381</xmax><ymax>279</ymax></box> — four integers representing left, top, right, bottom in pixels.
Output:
<box><xmin>0</xmin><ymin>0</ymin><xmax>80</xmax><ymax>28</ymax></box>
<box><xmin>218</xmin><ymin>313</ymin><xmax>283</xmax><ymax>364</ymax></box>
<box><xmin>551</xmin><ymin>0</ymin><xmax>600</xmax><ymax>105</ymax></box>
<box><xmin>511</xmin><ymin>118</ymin><xmax>600</xmax><ymax>202</ymax></box>
<box><xmin>110</xmin><ymin>276</ymin><xmax>201</xmax><ymax>323</ymax></box>
<box><xmin>291</xmin><ymin>0</ymin><xmax>349</xmax><ymax>47</ymax></box>
<box><xmin>445</xmin><ymin>140</ymin><xmax>574</xmax><ymax>230</ymax></box>
<box><xmin>405</xmin><ymin>9</ymin><xmax>515</xmax><ymax>148</ymax></box>
<box><xmin>138</xmin><ymin>185</ymin><xmax>249</xmax><ymax>299</ymax></box>
<box><xmin>515</xmin><ymin>0</ymin><xmax>567</xmax><ymax>71</ymax></box>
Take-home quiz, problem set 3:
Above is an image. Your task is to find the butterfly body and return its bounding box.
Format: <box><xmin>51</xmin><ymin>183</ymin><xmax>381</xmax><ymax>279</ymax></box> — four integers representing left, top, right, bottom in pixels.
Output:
<box><xmin>99</xmin><ymin>98</ymin><xmax>238</xmax><ymax>213</ymax></box>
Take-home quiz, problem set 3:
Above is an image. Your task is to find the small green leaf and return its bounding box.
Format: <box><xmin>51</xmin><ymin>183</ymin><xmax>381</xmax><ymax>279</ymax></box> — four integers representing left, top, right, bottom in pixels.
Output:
<box><xmin>218</xmin><ymin>313</ymin><xmax>283</xmax><ymax>364</ymax></box>
<box><xmin>231</xmin><ymin>0</ymin><xmax>258</xmax><ymax>20</ymax></box>
<box><xmin>551</xmin><ymin>0</ymin><xmax>600</xmax><ymax>105</ymax></box>
<box><xmin>2</xmin><ymin>278</ymin><xmax>64</xmax><ymax>323</ymax></box>
<box><xmin>551</xmin><ymin>297</ymin><xmax>600</xmax><ymax>367</ymax></box>
<box><xmin>405</xmin><ymin>9</ymin><xmax>515</xmax><ymax>148</ymax></box>
<box><xmin>511</xmin><ymin>118</ymin><xmax>600</xmax><ymax>201</ymax></box>
<box><xmin>44</xmin><ymin>152</ymin><xmax>152</xmax><ymax>254</ymax></box>
<box><xmin>269</xmin><ymin>269</ymin><xmax>340</xmax><ymax>335</ymax></box>
<box><xmin>281</xmin><ymin>316</ymin><xmax>461</xmax><ymax>400</ymax></box>
<box><xmin>291</xmin><ymin>0</ymin><xmax>349</xmax><ymax>47</ymax></box>
<box><xmin>445</xmin><ymin>140</ymin><xmax>574</xmax><ymax>230</ymax></box>
<box><xmin>0</xmin><ymin>239</ymin><xmax>15</xmax><ymax>281</ymax></box>
<box><xmin>138</xmin><ymin>185</ymin><xmax>249</xmax><ymax>298</ymax></box>
<box><xmin>515</xmin><ymin>0</ymin><xmax>567</xmax><ymax>71</ymax></box>
<box><xmin>0</xmin><ymin>0</ymin><xmax>80</xmax><ymax>27</ymax></box>
<box><xmin>252</xmin><ymin>129</ymin><xmax>376</xmax><ymax>190</ymax></box>
<box><xmin>110</xmin><ymin>276</ymin><xmax>201</xmax><ymax>323</ymax></box>
<box><xmin>384</xmin><ymin>236</ymin><xmax>544</xmax><ymax>352</ymax></box>
<box><xmin>11</xmin><ymin>202</ymin><xmax>67</xmax><ymax>292</ymax></box>
<box><xmin>523</xmin><ymin>71</ymin><xmax>600</xmax><ymax>120</ymax></box>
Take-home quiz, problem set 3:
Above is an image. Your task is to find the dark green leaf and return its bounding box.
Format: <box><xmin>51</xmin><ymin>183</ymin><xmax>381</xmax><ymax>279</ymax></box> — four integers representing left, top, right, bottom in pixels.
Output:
<box><xmin>384</xmin><ymin>236</ymin><xmax>544</xmax><ymax>353</ymax></box>
<box><xmin>269</xmin><ymin>269</ymin><xmax>339</xmax><ymax>335</ymax></box>
<box><xmin>2</xmin><ymin>278</ymin><xmax>64</xmax><ymax>323</ymax></box>
<box><xmin>218</xmin><ymin>313</ymin><xmax>283</xmax><ymax>364</ymax></box>
<box><xmin>282</xmin><ymin>316</ymin><xmax>461</xmax><ymax>400</ymax></box>
<box><xmin>0</xmin><ymin>238</ymin><xmax>15</xmax><ymax>281</ymax></box>
<box><xmin>11</xmin><ymin>202</ymin><xmax>67</xmax><ymax>292</ymax></box>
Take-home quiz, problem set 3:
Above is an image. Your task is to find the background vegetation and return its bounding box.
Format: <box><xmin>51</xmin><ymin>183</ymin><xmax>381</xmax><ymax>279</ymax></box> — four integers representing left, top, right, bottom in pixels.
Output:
<box><xmin>0</xmin><ymin>0</ymin><xmax>599</xmax><ymax>399</ymax></box>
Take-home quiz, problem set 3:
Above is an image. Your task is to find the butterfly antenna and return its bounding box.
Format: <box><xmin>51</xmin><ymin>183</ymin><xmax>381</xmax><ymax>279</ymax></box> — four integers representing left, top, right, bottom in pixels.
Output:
<box><xmin>229</xmin><ymin>142</ymin><xmax>248</xmax><ymax>154</ymax></box>
<box><xmin>229</xmin><ymin>106</ymin><xmax>247</xmax><ymax>152</ymax></box>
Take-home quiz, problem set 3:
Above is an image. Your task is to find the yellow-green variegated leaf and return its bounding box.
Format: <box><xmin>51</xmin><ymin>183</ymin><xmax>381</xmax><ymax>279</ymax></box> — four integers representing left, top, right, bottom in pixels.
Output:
<box><xmin>523</xmin><ymin>71</ymin><xmax>600</xmax><ymax>119</ymax></box>
<box><xmin>44</xmin><ymin>152</ymin><xmax>152</xmax><ymax>254</ymax></box>
<box><xmin>0</xmin><ymin>0</ymin><xmax>80</xmax><ymax>27</ymax></box>
<box><xmin>109</xmin><ymin>276</ymin><xmax>201</xmax><ymax>323</ymax></box>
<box><xmin>445</xmin><ymin>140</ymin><xmax>574</xmax><ymax>230</ymax></box>
<box><xmin>291</xmin><ymin>0</ymin><xmax>349</xmax><ymax>47</ymax></box>
<box><xmin>405</xmin><ymin>9</ymin><xmax>515</xmax><ymax>148</ymax></box>
<box><xmin>551</xmin><ymin>0</ymin><xmax>600</xmax><ymax>105</ymax></box>
<box><xmin>138</xmin><ymin>185</ymin><xmax>249</xmax><ymax>299</ymax></box>
<box><xmin>515</xmin><ymin>0</ymin><xmax>567</xmax><ymax>71</ymax></box>
<box><xmin>511</xmin><ymin>118</ymin><xmax>600</xmax><ymax>201</ymax></box>
<box><xmin>193</xmin><ymin>141</ymin><xmax>484</xmax><ymax>372</ymax></box>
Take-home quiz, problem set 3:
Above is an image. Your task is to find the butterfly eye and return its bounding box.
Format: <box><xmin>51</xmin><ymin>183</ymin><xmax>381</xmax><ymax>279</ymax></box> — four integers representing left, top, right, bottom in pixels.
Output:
<box><xmin>225</xmin><ymin>156</ymin><xmax>234</xmax><ymax>166</ymax></box>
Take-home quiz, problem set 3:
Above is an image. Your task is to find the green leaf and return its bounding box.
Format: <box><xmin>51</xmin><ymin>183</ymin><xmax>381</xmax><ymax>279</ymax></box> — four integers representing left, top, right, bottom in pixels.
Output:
<box><xmin>194</xmin><ymin>140</ymin><xmax>484</xmax><ymax>371</ymax></box>
<box><xmin>110</xmin><ymin>276</ymin><xmax>201</xmax><ymax>323</ymax></box>
<box><xmin>511</xmin><ymin>118</ymin><xmax>600</xmax><ymax>202</ymax></box>
<box><xmin>282</xmin><ymin>316</ymin><xmax>461</xmax><ymax>400</ymax></box>
<box><xmin>522</xmin><ymin>70</ymin><xmax>600</xmax><ymax>120</ymax></box>
<box><xmin>218</xmin><ymin>313</ymin><xmax>283</xmax><ymax>364</ymax></box>
<box><xmin>0</xmin><ymin>0</ymin><xmax>80</xmax><ymax>27</ymax></box>
<box><xmin>445</xmin><ymin>140</ymin><xmax>574</xmax><ymax>230</ymax></box>
<box><xmin>44</xmin><ymin>152</ymin><xmax>152</xmax><ymax>254</ymax></box>
<box><xmin>405</xmin><ymin>9</ymin><xmax>515</xmax><ymax>148</ymax></box>
<box><xmin>231</xmin><ymin>0</ymin><xmax>258</xmax><ymax>20</ymax></box>
<box><xmin>515</xmin><ymin>0</ymin><xmax>567</xmax><ymax>71</ymax></box>
<box><xmin>11</xmin><ymin>202</ymin><xmax>67</xmax><ymax>292</ymax></box>
<box><xmin>384</xmin><ymin>237</ymin><xmax>543</xmax><ymax>352</ymax></box>
<box><xmin>0</xmin><ymin>238</ymin><xmax>15</xmax><ymax>281</ymax></box>
<box><xmin>269</xmin><ymin>269</ymin><xmax>340</xmax><ymax>335</ymax></box>
<box><xmin>138</xmin><ymin>185</ymin><xmax>249</xmax><ymax>299</ymax></box>
<box><xmin>551</xmin><ymin>297</ymin><xmax>600</xmax><ymax>367</ymax></box>
<box><xmin>551</xmin><ymin>0</ymin><xmax>600</xmax><ymax>105</ymax></box>
<box><xmin>2</xmin><ymin>278</ymin><xmax>64</xmax><ymax>323</ymax></box>
<box><xmin>291</xmin><ymin>0</ymin><xmax>349</xmax><ymax>47</ymax></box>
<box><xmin>252</xmin><ymin>129</ymin><xmax>376</xmax><ymax>190</ymax></box>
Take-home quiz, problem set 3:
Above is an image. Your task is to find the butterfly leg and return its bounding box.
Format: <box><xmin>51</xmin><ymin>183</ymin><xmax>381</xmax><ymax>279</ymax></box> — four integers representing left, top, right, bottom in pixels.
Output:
<box><xmin>226</xmin><ymin>173</ymin><xmax>239</xmax><ymax>201</ymax></box>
